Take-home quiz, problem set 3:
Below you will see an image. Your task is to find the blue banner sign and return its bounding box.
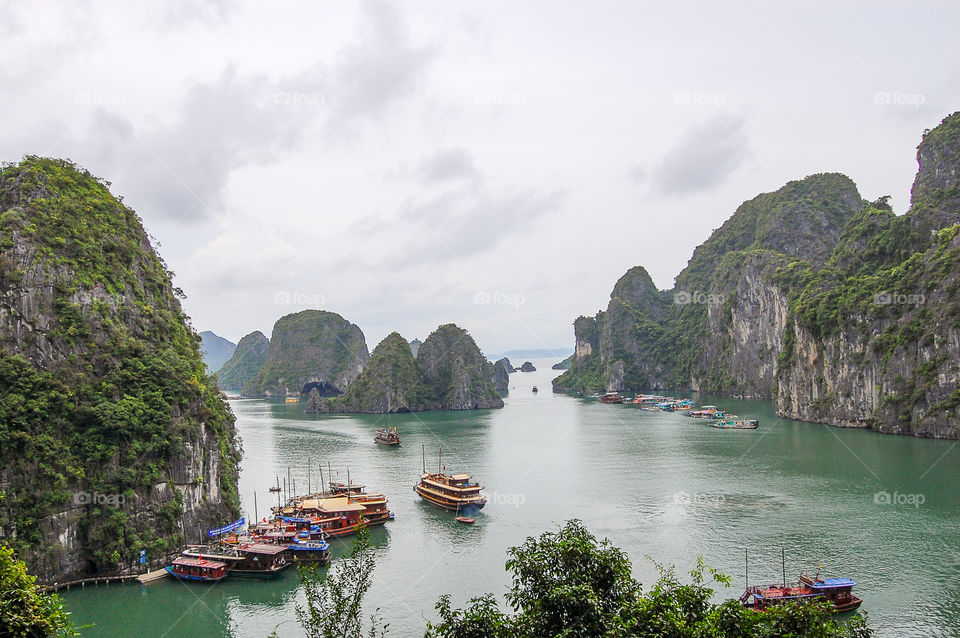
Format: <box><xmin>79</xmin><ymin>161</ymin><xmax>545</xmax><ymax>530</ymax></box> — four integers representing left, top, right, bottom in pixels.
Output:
<box><xmin>207</xmin><ymin>517</ymin><xmax>245</xmax><ymax>537</ymax></box>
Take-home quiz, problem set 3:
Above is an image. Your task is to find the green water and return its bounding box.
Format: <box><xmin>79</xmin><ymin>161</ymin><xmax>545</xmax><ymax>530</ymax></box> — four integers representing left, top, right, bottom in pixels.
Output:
<box><xmin>63</xmin><ymin>361</ymin><xmax>960</xmax><ymax>637</ymax></box>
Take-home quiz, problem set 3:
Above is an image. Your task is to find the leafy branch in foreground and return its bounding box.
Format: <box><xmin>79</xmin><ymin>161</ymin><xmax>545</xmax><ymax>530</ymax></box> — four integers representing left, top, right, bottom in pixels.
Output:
<box><xmin>294</xmin><ymin>521</ymin><xmax>388</xmax><ymax>638</ymax></box>
<box><xmin>0</xmin><ymin>543</ymin><xmax>77</xmax><ymax>637</ymax></box>
<box><xmin>425</xmin><ymin>519</ymin><xmax>872</xmax><ymax>638</ymax></box>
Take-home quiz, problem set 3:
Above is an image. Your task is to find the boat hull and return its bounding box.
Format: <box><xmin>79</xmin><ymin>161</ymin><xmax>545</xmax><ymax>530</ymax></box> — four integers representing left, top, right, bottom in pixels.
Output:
<box><xmin>227</xmin><ymin>567</ymin><xmax>288</xmax><ymax>579</ymax></box>
<box><xmin>164</xmin><ymin>566</ymin><xmax>226</xmax><ymax>583</ymax></box>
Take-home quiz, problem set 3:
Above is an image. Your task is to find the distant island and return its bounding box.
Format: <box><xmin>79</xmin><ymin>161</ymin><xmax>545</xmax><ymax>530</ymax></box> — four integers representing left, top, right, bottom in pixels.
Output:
<box><xmin>306</xmin><ymin>324</ymin><xmax>503</xmax><ymax>413</ymax></box>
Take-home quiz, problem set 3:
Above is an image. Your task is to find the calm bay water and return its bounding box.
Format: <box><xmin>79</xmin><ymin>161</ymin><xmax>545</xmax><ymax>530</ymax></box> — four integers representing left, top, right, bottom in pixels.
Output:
<box><xmin>63</xmin><ymin>360</ymin><xmax>960</xmax><ymax>637</ymax></box>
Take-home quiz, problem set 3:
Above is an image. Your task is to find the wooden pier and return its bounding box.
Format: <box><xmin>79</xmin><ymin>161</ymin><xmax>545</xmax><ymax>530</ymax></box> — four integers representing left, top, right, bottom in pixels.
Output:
<box><xmin>40</xmin><ymin>574</ymin><xmax>139</xmax><ymax>592</ymax></box>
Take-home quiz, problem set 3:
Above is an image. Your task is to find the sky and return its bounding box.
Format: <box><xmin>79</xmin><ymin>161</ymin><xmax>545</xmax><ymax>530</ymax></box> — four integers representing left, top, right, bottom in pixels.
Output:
<box><xmin>3</xmin><ymin>0</ymin><xmax>959</xmax><ymax>355</ymax></box>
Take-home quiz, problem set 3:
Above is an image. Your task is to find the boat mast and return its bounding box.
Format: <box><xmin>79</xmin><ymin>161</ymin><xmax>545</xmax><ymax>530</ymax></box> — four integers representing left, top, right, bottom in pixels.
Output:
<box><xmin>421</xmin><ymin>443</ymin><xmax>425</xmax><ymax>473</ymax></box>
<box><xmin>319</xmin><ymin>461</ymin><xmax>325</xmax><ymax>496</ymax></box>
<box><xmin>745</xmin><ymin>549</ymin><xmax>748</xmax><ymax>589</ymax></box>
<box><xmin>781</xmin><ymin>548</ymin><xmax>786</xmax><ymax>587</ymax></box>
<box><xmin>438</xmin><ymin>447</ymin><xmax>442</xmax><ymax>474</ymax></box>
<box><xmin>254</xmin><ymin>491</ymin><xmax>258</xmax><ymax>524</ymax></box>
<box><xmin>307</xmin><ymin>458</ymin><xmax>311</xmax><ymax>495</ymax></box>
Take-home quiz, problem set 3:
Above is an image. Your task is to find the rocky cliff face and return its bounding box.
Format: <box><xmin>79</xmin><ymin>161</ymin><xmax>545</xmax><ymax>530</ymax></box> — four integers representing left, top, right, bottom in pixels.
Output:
<box><xmin>307</xmin><ymin>325</ymin><xmax>503</xmax><ymax>413</ymax></box>
<box><xmin>491</xmin><ymin>358</ymin><xmax>511</xmax><ymax>392</ymax></box>
<box><xmin>215</xmin><ymin>330</ymin><xmax>270</xmax><ymax>392</ymax></box>
<box><xmin>557</xmin><ymin>112</ymin><xmax>960</xmax><ymax>439</ymax></box>
<box><xmin>245</xmin><ymin>310</ymin><xmax>369</xmax><ymax>397</ymax></box>
<box><xmin>416</xmin><ymin>324</ymin><xmax>504</xmax><ymax>410</ymax></box>
<box><xmin>555</xmin><ymin>174</ymin><xmax>864</xmax><ymax>396</ymax></box>
<box><xmin>199</xmin><ymin>330</ymin><xmax>236</xmax><ymax>373</ymax></box>
<box><xmin>309</xmin><ymin>332</ymin><xmax>427</xmax><ymax>413</ymax></box>
<box><xmin>0</xmin><ymin>157</ymin><xmax>241</xmax><ymax>581</ymax></box>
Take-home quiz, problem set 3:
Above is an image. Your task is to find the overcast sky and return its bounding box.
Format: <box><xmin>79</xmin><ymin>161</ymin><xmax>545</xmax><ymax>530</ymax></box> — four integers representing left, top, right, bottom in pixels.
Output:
<box><xmin>3</xmin><ymin>0</ymin><xmax>958</xmax><ymax>354</ymax></box>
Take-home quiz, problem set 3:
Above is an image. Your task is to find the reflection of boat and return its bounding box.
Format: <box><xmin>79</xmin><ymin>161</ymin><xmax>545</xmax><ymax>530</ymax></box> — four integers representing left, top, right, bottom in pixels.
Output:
<box><xmin>375</xmin><ymin>427</ymin><xmax>401</xmax><ymax>446</ymax></box>
<box><xmin>165</xmin><ymin>557</ymin><xmax>228</xmax><ymax>583</ymax></box>
<box><xmin>415</xmin><ymin>445</ymin><xmax>486</xmax><ymax>513</ymax></box>
<box><xmin>599</xmin><ymin>392</ymin><xmax>623</xmax><ymax>404</ymax></box>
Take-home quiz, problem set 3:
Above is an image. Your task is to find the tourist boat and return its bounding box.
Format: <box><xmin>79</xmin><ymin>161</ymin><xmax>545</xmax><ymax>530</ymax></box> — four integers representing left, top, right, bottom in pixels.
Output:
<box><xmin>284</xmin><ymin>538</ymin><xmax>330</xmax><ymax>564</ymax></box>
<box><xmin>181</xmin><ymin>542</ymin><xmax>291</xmax><ymax>579</ymax></box>
<box><xmin>711</xmin><ymin>418</ymin><xmax>759</xmax><ymax>429</ymax></box>
<box><xmin>633</xmin><ymin>394</ymin><xmax>666</xmax><ymax>405</ymax></box>
<box><xmin>688</xmin><ymin>405</ymin><xmax>720</xmax><ymax>418</ymax></box>
<box><xmin>415</xmin><ymin>445</ymin><xmax>486</xmax><ymax>513</ymax></box>
<box><xmin>165</xmin><ymin>556</ymin><xmax>228</xmax><ymax>583</ymax></box>
<box><xmin>738</xmin><ymin>551</ymin><xmax>861</xmax><ymax>613</ymax></box>
<box><xmin>532</xmin><ymin>386</ymin><xmax>538</xmax><ymax>393</ymax></box>
<box><xmin>741</xmin><ymin>575</ymin><xmax>862</xmax><ymax>613</ymax></box>
<box><xmin>599</xmin><ymin>392</ymin><xmax>624</xmax><ymax>404</ymax></box>
<box><xmin>285</xmin><ymin>396</ymin><xmax>299</xmax><ymax>403</ymax></box>
<box><xmin>673</xmin><ymin>399</ymin><xmax>694</xmax><ymax>411</ymax></box>
<box><xmin>374</xmin><ymin>427</ymin><xmax>401</xmax><ymax>446</ymax></box>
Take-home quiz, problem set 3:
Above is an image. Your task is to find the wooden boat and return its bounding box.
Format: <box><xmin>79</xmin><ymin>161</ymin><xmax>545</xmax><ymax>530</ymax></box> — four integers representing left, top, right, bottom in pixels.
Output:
<box><xmin>599</xmin><ymin>392</ymin><xmax>624</xmax><ymax>404</ymax></box>
<box><xmin>532</xmin><ymin>386</ymin><xmax>538</xmax><ymax>393</ymax></box>
<box><xmin>711</xmin><ymin>418</ymin><xmax>758</xmax><ymax>429</ymax></box>
<box><xmin>165</xmin><ymin>556</ymin><xmax>227</xmax><ymax>583</ymax></box>
<box><xmin>284</xmin><ymin>539</ymin><xmax>330</xmax><ymax>564</ymax></box>
<box><xmin>374</xmin><ymin>427</ymin><xmax>401</xmax><ymax>446</ymax></box>
<box><xmin>181</xmin><ymin>542</ymin><xmax>290</xmax><ymax>579</ymax></box>
<box><xmin>688</xmin><ymin>405</ymin><xmax>720</xmax><ymax>418</ymax></box>
<box><xmin>456</xmin><ymin>516</ymin><xmax>475</xmax><ymax>524</ymax></box>
<box><xmin>415</xmin><ymin>445</ymin><xmax>486</xmax><ymax>513</ymax></box>
<box><xmin>285</xmin><ymin>396</ymin><xmax>299</xmax><ymax>403</ymax></box>
<box><xmin>739</xmin><ymin>551</ymin><xmax>861</xmax><ymax>613</ymax></box>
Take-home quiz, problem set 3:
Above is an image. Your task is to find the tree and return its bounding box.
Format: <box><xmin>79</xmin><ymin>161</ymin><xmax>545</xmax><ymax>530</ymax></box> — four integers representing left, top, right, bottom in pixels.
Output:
<box><xmin>0</xmin><ymin>543</ymin><xmax>77</xmax><ymax>637</ymax></box>
<box><xmin>425</xmin><ymin>520</ymin><xmax>872</xmax><ymax>638</ymax></box>
<box><xmin>294</xmin><ymin>522</ymin><xmax>388</xmax><ymax>638</ymax></box>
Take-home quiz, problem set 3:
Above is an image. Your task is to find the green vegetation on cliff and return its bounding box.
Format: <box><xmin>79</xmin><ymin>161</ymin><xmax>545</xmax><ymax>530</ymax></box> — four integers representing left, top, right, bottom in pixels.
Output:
<box><xmin>0</xmin><ymin>157</ymin><xmax>241</xmax><ymax>580</ymax></box>
<box><xmin>307</xmin><ymin>324</ymin><xmax>503</xmax><ymax>413</ymax></box>
<box><xmin>215</xmin><ymin>330</ymin><xmax>270</xmax><ymax>392</ymax></box>
<box><xmin>245</xmin><ymin>310</ymin><xmax>368</xmax><ymax>397</ymax></box>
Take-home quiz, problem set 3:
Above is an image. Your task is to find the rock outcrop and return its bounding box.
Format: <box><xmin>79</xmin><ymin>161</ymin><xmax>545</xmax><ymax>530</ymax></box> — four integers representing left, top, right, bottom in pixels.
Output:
<box><xmin>491</xmin><ymin>358</ymin><xmax>511</xmax><ymax>392</ymax></box>
<box><xmin>0</xmin><ymin>157</ymin><xmax>241</xmax><ymax>582</ymax></box>
<box><xmin>307</xmin><ymin>325</ymin><xmax>503</xmax><ymax>413</ymax></box>
<box><xmin>199</xmin><ymin>330</ymin><xmax>237</xmax><ymax>372</ymax></box>
<box><xmin>409</xmin><ymin>338</ymin><xmax>422</xmax><ymax>357</ymax></box>
<box><xmin>552</xmin><ymin>355</ymin><xmax>573</xmax><ymax>370</ymax></box>
<box><xmin>245</xmin><ymin>310</ymin><xmax>368</xmax><ymax>397</ymax></box>
<box><xmin>417</xmin><ymin>324</ymin><xmax>504</xmax><ymax>410</ymax></box>
<box><xmin>215</xmin><ymin>330</ymin><xmax>270</xmax><ymax>392</ymax></box>
<box><xmin>519</xmin><ymin>361</ymin><xmax>537</xmax><ymax>372</ymax></box>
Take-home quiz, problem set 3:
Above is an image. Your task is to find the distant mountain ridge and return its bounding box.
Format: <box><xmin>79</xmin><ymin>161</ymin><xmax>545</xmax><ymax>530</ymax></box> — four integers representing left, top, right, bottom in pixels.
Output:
<box><xmin>490</xmin><ymin>348</ymin><xmax>573</xmax><ymax>360</ymax></box>
<box><xmin>199</xmin><ymin>330</ymin><xmax>236</xmax><ymax>372</ymax></box>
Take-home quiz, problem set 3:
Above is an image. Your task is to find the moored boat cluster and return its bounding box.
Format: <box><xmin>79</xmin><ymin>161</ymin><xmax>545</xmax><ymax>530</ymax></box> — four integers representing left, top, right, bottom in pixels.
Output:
<box><xmin>589</xmin><ymin>394</ymin><xmax>760</xmax><ymax>429</ymax></box>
